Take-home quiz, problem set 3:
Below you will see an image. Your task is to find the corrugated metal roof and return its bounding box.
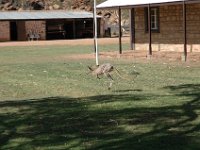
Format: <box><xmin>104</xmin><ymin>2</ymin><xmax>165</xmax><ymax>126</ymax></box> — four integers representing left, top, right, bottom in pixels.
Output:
<box><xmin>0</xmin><ymin>11</ymin><xmax>101</xmax><ymax>20</ymax></box>
<box><xmin>97</xmin><ymin>0</ymin><xmax>193</xmax><ymax>8</ymax></box>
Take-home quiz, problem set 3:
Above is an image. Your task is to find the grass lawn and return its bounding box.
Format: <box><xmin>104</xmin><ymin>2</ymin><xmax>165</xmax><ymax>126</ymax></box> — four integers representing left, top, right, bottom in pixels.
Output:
<box><xmin>0</xmin><ymin>43</ymin><xmax>200</xmax><ymax>150</ymax></box>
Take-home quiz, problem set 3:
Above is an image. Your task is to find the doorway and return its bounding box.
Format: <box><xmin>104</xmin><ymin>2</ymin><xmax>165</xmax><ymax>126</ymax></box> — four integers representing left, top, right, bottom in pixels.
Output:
<box><xmin>64</xmin><ymin>20</ymin><xmax>74</xmax><ymax>39</ymax></box>
<box><xmin>10</xmin><ymin>21</ymin><xmax>18</xmax><ymax>41</ymax></box>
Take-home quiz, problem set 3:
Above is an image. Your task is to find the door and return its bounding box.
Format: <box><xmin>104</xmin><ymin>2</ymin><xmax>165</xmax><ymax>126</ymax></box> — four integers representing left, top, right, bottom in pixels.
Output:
<box><xmin>64</xmin><ymin>20</ymin><xmax>74</xmax><ymax>39</ymax></box>
<box><xmin>10</xmin><ymin>21</ymin><xmax>18</xmax><ymax>41</ymax></box>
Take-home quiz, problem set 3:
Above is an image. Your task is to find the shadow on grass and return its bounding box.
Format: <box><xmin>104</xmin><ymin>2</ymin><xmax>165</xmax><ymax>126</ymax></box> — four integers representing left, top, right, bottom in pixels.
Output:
<box><xmin>0</xmin><ymin>84</ymin><xmax>200</xmax><ymax>149</ymax></box>
<box><xmin>113</xmin><ymin>89</ymin><xmax>143</xmax><ymax>93</ymax></box>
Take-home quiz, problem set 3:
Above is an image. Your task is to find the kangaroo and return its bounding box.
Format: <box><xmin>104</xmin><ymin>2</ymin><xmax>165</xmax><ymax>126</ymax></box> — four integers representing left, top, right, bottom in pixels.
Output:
<box><xmin>88</xmin><ymin>63</ymin><xmax>114</xmax><ymax>80</ymax></box>
<box><xmin>88</xmin><ymin>63</ymin><xmax>136</xmax><ymax>90</ymax></box>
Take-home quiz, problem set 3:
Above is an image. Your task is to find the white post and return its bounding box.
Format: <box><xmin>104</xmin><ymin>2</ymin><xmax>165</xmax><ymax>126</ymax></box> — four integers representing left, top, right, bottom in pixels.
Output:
<box><xmin>94</xmin><ymin>0</ymin><xmax>99</xmax><ymax>66</ymax></box>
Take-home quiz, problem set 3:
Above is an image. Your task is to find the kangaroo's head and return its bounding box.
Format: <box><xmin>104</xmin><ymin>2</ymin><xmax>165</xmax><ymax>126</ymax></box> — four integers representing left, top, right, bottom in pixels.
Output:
<box><xmin>88</xmin><ymin>65</ymin><xmax>100</xmax><ymax>71</ymax></box>
<box><xmin>88</xmin><ymin>66</ymin><xmax>94</xmax><ymax>71</ymax></box>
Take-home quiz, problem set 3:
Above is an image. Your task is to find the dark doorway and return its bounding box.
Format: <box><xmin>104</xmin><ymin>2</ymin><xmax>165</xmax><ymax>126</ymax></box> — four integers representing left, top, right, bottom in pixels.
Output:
<box><xmin>10</xmin><ymin>22</ymin><xmax>18</xmax><ymax>41</ymax></box>
<box><xmin>76</xmin><ymin>19</ymin><xmax>94</xmax><ymax>38</ymax></box>
<box><xmin>46</xmin><ymin>19</ymin><xmax>99</xmax><ymax>40</ymax></box>
<box><xmin>64</xmin><ymin>21</ymin><xmax>74</xmax><ymax>39</ymax></box>
<box><xmin>46</xmin><ymin>20</ymin><xmax>66</xmax><ymax>40</ymax></box>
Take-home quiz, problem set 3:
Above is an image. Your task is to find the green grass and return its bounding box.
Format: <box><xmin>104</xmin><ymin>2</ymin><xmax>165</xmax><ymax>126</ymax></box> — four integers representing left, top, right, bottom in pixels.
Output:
<box><xmin>0</xmin><ymin>44</ymin><xmax>200</xmax><ymax>150</ymax></box>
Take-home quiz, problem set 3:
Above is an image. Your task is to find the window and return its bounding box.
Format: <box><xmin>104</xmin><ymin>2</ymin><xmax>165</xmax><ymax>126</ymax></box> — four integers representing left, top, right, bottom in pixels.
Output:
<box><xmin>145</xmin><ymin>7</ymin><xmax>159</xmax><ymax>32</ymax></box>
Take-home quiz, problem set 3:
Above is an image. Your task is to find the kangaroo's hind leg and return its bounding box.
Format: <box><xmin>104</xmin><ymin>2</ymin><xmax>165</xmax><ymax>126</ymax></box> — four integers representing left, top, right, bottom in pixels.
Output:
<box><xmin>108</xmin><ymin>81</ymin><xmax>113</xmax><ymax>90</ymax></box>
<box><xmin>96</xmin><ymin>74</ymin><xmax>100</xmax><ymax>79</ymax></box>
<box><xmin>105</xmin><ymin>73</ymin><xmax>114</xmax><ymax>90</ymax></box>
<box><xmin>105</xmin><ymin>73</ymin><xmax>114</xmax><ymax>81</ymax></box>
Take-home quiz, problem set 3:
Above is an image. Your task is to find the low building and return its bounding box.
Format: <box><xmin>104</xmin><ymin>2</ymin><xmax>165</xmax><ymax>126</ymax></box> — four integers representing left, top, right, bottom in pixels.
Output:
<box><xmin>97</xmin><ymin>0</ymin><xmax>200</xmax><ymax>60</ymax></box>
<box><xmin>0</xmin><ymin>11</ymin><xmax>102</xmax><ymax>41</ymax></box>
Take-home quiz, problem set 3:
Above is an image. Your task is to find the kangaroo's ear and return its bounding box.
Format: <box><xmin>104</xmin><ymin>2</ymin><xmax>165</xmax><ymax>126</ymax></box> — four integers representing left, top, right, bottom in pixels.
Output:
<box><xmin>88</xmin><ymin>66</ymin><xmax>93</xmax><ymax>71</ymax></box>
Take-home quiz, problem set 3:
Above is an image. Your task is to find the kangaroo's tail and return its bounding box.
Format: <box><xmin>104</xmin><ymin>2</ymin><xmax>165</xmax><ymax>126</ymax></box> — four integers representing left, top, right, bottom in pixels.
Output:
<box><xmin>114</xmin><ymin>68</ymin><xmax>130</xmax><ymax>81</ymax></box>
<box><xmin>114</xmin><ymin>67</ymin><xmax>139</xmax><ymax>81</ymax></box>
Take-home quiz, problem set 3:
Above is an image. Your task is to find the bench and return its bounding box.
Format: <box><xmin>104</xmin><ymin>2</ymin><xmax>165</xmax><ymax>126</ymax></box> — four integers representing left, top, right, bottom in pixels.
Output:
<box><xmin>27</xmin><ymin>30</ymin><xmax>40</xmax><ymax>41</ymax></box>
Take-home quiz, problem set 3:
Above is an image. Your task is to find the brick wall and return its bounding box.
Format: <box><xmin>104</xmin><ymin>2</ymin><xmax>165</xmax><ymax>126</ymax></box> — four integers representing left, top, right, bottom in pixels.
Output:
<box><xmin>25</xmin><ymin>21</ymin><xmax>46</xmax><ymax>40</ymax></box>
<box><xmin>17</xmin><ymin>21</ymin><xmax>26</xmax><ymax>41</ymax></box>
<box><xmin>0</xmin><ymin>21</ymin><xmax>10</xmax><ymax>41</ymax></box>
<box><xmin>134</xmin><ymin>3</ymin><xmax>200</xmax><ymax>52</ymax></box>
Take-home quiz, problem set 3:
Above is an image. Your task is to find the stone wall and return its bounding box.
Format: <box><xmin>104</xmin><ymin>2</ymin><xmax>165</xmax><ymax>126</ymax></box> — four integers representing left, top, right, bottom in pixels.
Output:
<box><xmin>134</xmin><ymin>3</ymin><xmax>200</xmax><ymax>52</ymax></box>
<box><xmin>0</xmin><ymin>21</ymin><xmax>10</xmax><ymax>41</ymax></box>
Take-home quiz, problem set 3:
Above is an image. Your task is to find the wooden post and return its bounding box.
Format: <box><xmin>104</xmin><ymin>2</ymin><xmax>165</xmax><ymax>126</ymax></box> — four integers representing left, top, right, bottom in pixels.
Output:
<box><xmin>183</xmin><ymin>0</ymin><xmax>187</xmax><ymax>61</ymax></box>
<box><xmin>148</xmin><ymin>4</ymin><xmax>152</xmax><ymax>57</ymax></box>
<box><xmin>129</xmin><ymin>8</ymin><xmax>135</xmax><ymax>50</ymax></box>
<box><xmin>118</xmin><ymin>7</ymin><xmax>122</xmax><ymax>54</ymax></box>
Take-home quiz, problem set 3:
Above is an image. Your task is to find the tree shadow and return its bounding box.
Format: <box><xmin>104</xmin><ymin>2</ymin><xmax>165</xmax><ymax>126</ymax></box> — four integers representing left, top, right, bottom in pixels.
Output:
<box><xmin>164</xmin><ymin>84</ymin><xmax>200</xmax><ymax>134</ymax></box>
<box><xmin>113</xmin><ymin>89</ymin><xmax>143</xmax><ymax>93</ymax></box>
<box><xmin>0</xmin><ymin>84</ymin><xmax>200</xmax><ymax>149</ymax></box>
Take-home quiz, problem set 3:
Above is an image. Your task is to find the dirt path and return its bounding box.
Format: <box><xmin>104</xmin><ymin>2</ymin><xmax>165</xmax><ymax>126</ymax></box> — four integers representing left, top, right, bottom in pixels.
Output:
<box><xmin>65</xmin><ymin>50</ymin><xmax>200</xmax><ymax>64</ymax></box>
<box><xmin>0</xmin><ymin>37</ymin><xmax>130</xmax><ymax>47</ymax></box>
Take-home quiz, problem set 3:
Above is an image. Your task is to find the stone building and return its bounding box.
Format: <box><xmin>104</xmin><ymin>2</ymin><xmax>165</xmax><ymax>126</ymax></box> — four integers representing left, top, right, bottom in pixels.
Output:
<box><xmin>0</xmin><ymin>11</ymin><xmax>102</xmax><ymax>41</ymax></box>
<box><xmin>97</xmin><ymin>0</ymin><xmax>200</xmax><ymax>60</ymax></box>
<box><xmin>134</xmin><ymin>3</ymin><xmax>200</xmax><ymax>53</ymax></box>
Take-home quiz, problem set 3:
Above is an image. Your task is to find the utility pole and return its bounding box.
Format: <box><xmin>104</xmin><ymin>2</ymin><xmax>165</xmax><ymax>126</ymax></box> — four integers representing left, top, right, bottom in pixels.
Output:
<box><xmin>93</xmin><ymin>0</ymin><xmax>99</xmax><ymax>66</ymax></box>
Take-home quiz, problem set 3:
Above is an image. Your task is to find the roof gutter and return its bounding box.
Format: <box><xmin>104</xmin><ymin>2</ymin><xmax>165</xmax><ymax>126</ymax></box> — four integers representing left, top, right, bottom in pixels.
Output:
<box><xmin>96</xmin><ymin>0</ymin><xmax>200</xmax><ymax>9</ymax></box>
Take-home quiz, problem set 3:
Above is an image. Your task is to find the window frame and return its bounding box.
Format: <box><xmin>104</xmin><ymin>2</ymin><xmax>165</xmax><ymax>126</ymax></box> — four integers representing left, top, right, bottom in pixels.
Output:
<box><xmin>145</xmin><ymin>7</ymin><xmax>160</xmax><ymax>33</ymax></box>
